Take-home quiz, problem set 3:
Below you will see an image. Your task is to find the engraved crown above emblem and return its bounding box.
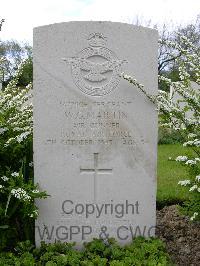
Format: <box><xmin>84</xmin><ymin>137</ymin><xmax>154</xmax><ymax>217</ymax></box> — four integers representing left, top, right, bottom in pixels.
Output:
<box><xmin>87</xmin><ymin>32</ymin><xmax>107</xmax><ymax>47</ymax></box>
<box><xmin>63</xmin><ymin>33</ymin><xmax>127</xmax><ymax>97</ymax></box>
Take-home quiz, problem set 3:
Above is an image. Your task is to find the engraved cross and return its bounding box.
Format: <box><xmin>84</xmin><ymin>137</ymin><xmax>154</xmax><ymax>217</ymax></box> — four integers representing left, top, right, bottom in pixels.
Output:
<box><xmin>80</xmin><ymin>153</ymin><xmax>112</xmax><ymax>201</ymax></box>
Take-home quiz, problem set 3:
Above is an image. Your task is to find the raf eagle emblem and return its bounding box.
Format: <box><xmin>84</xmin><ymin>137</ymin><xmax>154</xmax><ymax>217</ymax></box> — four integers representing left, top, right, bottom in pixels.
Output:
<box><xmin>63</xmin><ymin>57</ymin><xmax>127</xmax><ymax>82</ymax></box>
<box><xmin>63</xmin><ymin>33</ymin><xmax>127</xmax><ymax>96</ymax></box>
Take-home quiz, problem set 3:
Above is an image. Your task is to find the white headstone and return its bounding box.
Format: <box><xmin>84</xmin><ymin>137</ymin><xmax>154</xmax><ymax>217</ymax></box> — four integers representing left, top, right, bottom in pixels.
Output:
<box><xmin>34</xmin><ymin>21</ymin><xmax>158</xmax><ymax>248</ymax></box>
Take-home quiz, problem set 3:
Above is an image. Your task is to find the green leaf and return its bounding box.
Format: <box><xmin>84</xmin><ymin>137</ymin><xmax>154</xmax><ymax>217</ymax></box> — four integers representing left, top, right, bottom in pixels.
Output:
<box><xmin>0</xmin><ymin>225</ymin><xmax>9</xmax><ymax>229</ymax></box>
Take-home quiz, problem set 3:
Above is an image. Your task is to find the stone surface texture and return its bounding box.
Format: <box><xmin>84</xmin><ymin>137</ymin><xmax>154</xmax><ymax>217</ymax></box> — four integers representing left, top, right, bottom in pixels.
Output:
<box><xmin>33</xmin><ymin>21</ymin><xmax>158</xmax><ymax>247</ymax></box>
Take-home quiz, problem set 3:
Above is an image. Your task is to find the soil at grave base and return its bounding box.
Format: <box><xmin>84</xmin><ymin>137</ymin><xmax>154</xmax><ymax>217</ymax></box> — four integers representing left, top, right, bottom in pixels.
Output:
<box><xmin>156</xmin><ymin>205</ymin><xmax>200</xmax><ymax>266</ymax></box>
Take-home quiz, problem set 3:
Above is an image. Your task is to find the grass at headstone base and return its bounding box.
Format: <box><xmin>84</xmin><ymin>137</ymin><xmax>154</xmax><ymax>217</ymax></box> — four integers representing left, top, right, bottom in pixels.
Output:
<box><xmin>157</xmin><ymin>144</ymin><xmax>194</xmax><ymax>208</ymax></box>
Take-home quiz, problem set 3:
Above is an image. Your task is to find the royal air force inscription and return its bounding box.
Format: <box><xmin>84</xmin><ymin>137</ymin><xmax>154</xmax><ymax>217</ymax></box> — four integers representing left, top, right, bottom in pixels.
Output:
<box><xmin>45</xmin><ymin>33</ymin><xmax>133</xmax><ymax>146</ymax></box>
<box><xmin>34</xmin><ymin>22</ymin><xmax>157</xmax><ymax>246</ymax></box>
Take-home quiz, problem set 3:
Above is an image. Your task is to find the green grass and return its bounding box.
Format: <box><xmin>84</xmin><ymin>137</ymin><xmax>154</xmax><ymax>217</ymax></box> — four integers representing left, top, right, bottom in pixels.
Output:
<box><xmin>157</xmin><ymin>144</ymin><xmax>194</xmax><ymax>208</ymax></box>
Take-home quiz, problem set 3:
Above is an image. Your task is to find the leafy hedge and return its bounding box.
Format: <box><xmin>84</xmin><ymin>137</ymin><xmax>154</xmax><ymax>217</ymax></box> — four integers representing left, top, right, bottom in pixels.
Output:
<box><xmin>0</xmin><ymin>238</ymin><xmax>172</xmax><ymax>266</ymax></box>
<box><xmin>158</xmin><ymin>127</ymin><xmax>185</xmax><ymax>145</ymax></box>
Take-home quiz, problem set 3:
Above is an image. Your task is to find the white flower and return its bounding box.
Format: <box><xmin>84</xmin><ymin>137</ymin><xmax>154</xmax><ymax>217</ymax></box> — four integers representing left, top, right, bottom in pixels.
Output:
<box><xmin>11</xmin><ymin>188</ymin><xmax>31</xmax><ymax>201</ymax></box>
<box><xmin>123</xmin><ymin>74</ymin><xmax>129</xmax><ymax>79</ymax></box>
<box><xmin>190</xmin><ymin>212</ymin><xmax>198</xmax><ymax>221</ymax></box>
<box><xmin>189</xmin><ymin>185</ymin><xmax>198</xmax><ymax>191</ymax></box>
<box><xmin>195</xmin><ymin>158</ymin><xmax>200</xmax><ymax>162</ymax></box>
<box><xmin>4</xmin><ymin>137</ymin><xmax>15</xmax><ymax>147</ymax></box>
<box><xmin>32</xmin><ymin>189</ymin><xmax>39</xmax><ymax>193</ymax></box>
<box><xmin>185</xmin><ymin>160</ymin><xmax>196</xmax><ymax>165</ymax></box>
<box><xmin>0</xmin><ymin>127</ymin><xmax>8</xmax><ymax>134</ymax></box>
<box><xmin>183</xmin><ymin>139</ymin><xmax>200</xmax><ymax>147</ymax></box>
<box><xmin>176</xmin><ymin>156</ymin><xmax>188</xmax><ymax>162</ymax></box>
<box><xmin>16</xmin><ymin>131</ymin><xmax>30</xmax><ymax>143</ymax></box>
<box><xmin>0</xmin><ymin>185</ymin><xmax>4</xmax><ymax>189</ymax></box>
<box><xmin>194</xmin><ymin>140</ymin><xmax>200</xmax><ymax>147</ymax></box>
<box><xmin>178</xmin><ymin>180</ymin><xmax>190</xmax><ymax>186</ymax></box>
<box><xmin>188</xmin><ymin>133</ymin><xmax>197</xmax><ymax>139</ymax></box>
<box><xmin>11</xmin><ymin>172</ymin><xmax>19</xmax><ymax>177</ymax></box>
<box><xmin>1</xmin><ymin>176</ymin><xmax>9</xmax><ymax>181</ymax></box>
<box><xmin>196</xmin><ymin>175</ymin><xmax>200</xmax><ymax>182</ymax></box>
<box><xmin>197</xmin><ymin>188</ymin><xmax>200</xmax><ymax>192</ymax></box>
<box><xmin>29</xmin><ymin>161</ymin><xmax>34</xmax><ymax>167</ymax></box>
<box><xmin>29</xmin><ymin>210</ymin><xmax>39</xmax><ymax>218</ymax></box>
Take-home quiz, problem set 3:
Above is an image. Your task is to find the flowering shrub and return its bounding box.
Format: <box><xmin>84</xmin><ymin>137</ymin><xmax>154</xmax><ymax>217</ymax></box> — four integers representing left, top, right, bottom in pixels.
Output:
<box><xmin>0</xmin><ymin>60</ymin><xmax>32</xmax><ymax>145</ymax></box>
<box><xmin>0</xmin><ymin>60</ymin><xmax>48</xmax><ymax>250</ymax></box>
<box><xmin>0</xmin><ymin>170</ymin><xmax>47</xmax><ymax>218</ymax></box>
<box><xmin>0</xmin><ymin>60</ymin><xmax>33</xmax><ymax>174</ymax></box>
<box><xmin>122</xmin><ymin>33</ymin><xmax>200</xmax><ymax>221</ymax></box>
